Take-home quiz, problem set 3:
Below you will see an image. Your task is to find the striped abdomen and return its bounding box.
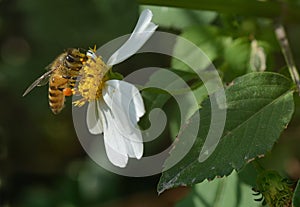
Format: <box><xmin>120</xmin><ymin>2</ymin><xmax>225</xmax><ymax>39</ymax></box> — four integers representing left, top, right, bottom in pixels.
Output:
<box><xmin>48</xmin><ymin>74</ymin><xmax>68</xmax><ymax>114</ymax></box>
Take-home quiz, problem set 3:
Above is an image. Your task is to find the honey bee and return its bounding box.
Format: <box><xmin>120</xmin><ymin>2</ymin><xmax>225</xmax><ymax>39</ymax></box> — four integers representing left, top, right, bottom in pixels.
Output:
<box><xmin>23</xmin><ymin>48</ymin><xmax>88</xmax><ymax>114</ymax></box>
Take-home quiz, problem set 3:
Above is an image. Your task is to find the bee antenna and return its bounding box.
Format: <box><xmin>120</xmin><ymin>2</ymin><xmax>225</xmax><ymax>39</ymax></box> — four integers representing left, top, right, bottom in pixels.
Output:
<box><xmin>88</xmin><ymin>45</ymin><xmax>97</xmax><ymax>52</ymax></box>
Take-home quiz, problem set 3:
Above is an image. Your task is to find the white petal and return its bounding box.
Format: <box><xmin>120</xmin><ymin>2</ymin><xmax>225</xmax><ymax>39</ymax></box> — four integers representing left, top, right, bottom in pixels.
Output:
<box><xmin>98</xmin><ymin>100</ymin><xmax>128</xmax><ymax>167</ymax></box>
<box><xmin>98</xmin><ymin>100</ymin><xmax>143</xmax><ymax>168</ymax></box>
<box><xmin>102</xmin><ymin>80</ymin><xmax>144</xmax><ymax>159</ymax></box>
<box><xmin>105</xmin><ymin>144</ymin><xmax>128</xmax><ymax>168</ymax></box>
<box><xmin>106</xmin><ymin>9</ymin><xmax>158</xmax><ymax>66</ymax></box>
<box><xmin>86</xmin><ymin>101</ymin><xmax>103</xmax><ymax>134</ymax></box>
<box><xmin>103</xmin><ymin>80</ymin><xmax>145</xmax><ymax>134</ymax></box>
<box><xmin>132</xmin><ymin>9</ymin><xmax>156</xmax><ymax>34</ymax></box>
<box><xmin>132</xmin><ymin>86</ymin><xmax>146</xmax><ymax>121</ymax></box>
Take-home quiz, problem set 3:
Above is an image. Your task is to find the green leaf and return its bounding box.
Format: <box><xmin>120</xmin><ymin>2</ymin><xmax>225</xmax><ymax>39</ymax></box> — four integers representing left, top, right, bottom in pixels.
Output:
<box><xmin>168</xmin><ymin>84</ymin><xmax>209</xmax><ymax>140</ymax></box>
<box><xmin>158</xmin><ymin>72</ymin><xmax>294</xmax><ymax>193</ymax></box>
<box><xmin>171</xmin><ymin>26</ymin><xmax>225</xmax><ymax>72</ymax></box>
<box><xmin>141</xmin><ymin>68</ymin><xmax>199</xmax><ymax>112</ymax></box>
<box><xmin>176</xmin><ymin>171</ymin><xmax>260</xmax><ymax>207</ymax></box>
<box><xmin>293</xmin><ymin>180</ymin><xmax>300</xmax><ymax>207</ymax></box>
<box><xmin>140</xmin><ymin>68</ymin><xmax>200</xmax><ymax>135</ymax></box>
<box><xmin>222</xmin><ymin>37</ymin><xmax>251</xmax><ymax>79</ymax></box>
<box><xmin>137</xmin><ymin>0</ymin><xmax>300</xmax><ymax>24</ymax></box>
<box><xmin>140</xmin><ymin>5</ymin><xmax>217</xmax><ymax>29</ymax></box>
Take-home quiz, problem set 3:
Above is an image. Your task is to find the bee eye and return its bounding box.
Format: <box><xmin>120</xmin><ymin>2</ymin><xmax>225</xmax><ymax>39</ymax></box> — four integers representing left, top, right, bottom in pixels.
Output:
<box><xmin>66</xmin><ymin>55</ymin><xmax>75</xmax><ymax>63</ymax></box>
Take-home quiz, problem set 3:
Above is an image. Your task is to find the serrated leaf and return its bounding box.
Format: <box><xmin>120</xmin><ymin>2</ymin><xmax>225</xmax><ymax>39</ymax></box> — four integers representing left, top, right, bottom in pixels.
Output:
<box><xmin>293</xmin><ymin>180</ymin><xmax>300</xmax><ymax>207</ymax></box>
<box><xmin>176</xmin><ymin>171</ymin><xmax>260</xmax><ymax>207</ymax></box>
<box><xmin>158</xmin><ymin>72</ymin><xmax>294</xmax><ymax>193</ymax></box>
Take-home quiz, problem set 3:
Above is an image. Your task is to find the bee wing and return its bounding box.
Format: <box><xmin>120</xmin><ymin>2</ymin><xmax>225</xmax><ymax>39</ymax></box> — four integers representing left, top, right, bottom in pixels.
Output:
<box><xmin>22</xmin><ymin>69</ymin><xmax>54</xmax><ymax>96</ymax></box>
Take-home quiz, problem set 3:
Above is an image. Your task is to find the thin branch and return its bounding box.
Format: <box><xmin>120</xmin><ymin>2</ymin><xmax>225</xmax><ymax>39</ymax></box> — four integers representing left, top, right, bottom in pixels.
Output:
<box><xmin>274</xmin><ymin>23</ymin><xmax>300</xmax><ymax>95</ymax></box>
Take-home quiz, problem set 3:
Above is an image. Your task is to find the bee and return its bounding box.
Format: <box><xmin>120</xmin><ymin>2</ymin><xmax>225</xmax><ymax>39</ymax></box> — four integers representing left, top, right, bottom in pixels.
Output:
<box><xmin>72</xmin><ymin>48</ymin><xmax>110</xmax><ymax>107</ymax></box>
<box><xmin>23</xmin><ymin>48</ymin><xmax>88</xmax><ymax>114</ymax></box>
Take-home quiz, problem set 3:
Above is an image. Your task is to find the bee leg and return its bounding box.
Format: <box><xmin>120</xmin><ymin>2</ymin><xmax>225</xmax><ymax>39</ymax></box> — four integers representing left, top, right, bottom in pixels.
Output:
<box><xmin>73</xmin><ymin>98</ymin><xmax>86</xmax><ymax>107</ymax></box>
<box><xmin>71</xmin><ymin>88</ymin><xmax>79</xmax><ymax>95</ymax></box>
<box><xmin>57</xmin><ymin>87</ymin><xmax>64</xmax><ymax>92</ymax></box>
<box><xmin>69</xmin><ymin>77</ymin><xmax>78</xmax><ymax>88</ymax></box>
<box><xmin>57</xmin><ymin>83</ymin><xmax>68</xmax><ymax>92</ymax></box>
<box><xmin>56</xmin><ymin>79</ymin><xmax>69</xmax><ymax>92</ymax></box>
<box><xmin>62</xmin><ymin>75</ymin><xmax>71</xmax><ymax>79</ymax></box>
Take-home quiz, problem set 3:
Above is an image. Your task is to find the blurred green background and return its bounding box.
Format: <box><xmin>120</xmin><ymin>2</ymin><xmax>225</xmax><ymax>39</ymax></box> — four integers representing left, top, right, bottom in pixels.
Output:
<box><xmin>1</xmin><ymin>0</ymin><xmax>300</xmax><ymax>206</ymax></box>
<box><xmin>0</xmin><ymin>0</ymin><xmax>169</xmax><ymax>206</ymax></box>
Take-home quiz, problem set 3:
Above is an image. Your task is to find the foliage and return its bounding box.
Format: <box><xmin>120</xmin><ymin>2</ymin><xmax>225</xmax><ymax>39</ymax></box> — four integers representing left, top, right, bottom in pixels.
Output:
<box><xmin>176</xmin><ymin>171</ymin><xmax>261</xmax><ymax>207</ymax></box>
<box><xmin>139</xmin><ymin>1</ymin><xmax>300</xmax><ymax>206</ymax></box>
<box><xmin>294</xmin><ymin>180</ymin><xmax>300</xmax><ymax>207</ymax></box>
<box><xmin>1</xmin><ymin>0</ymin><xmax>300</xmax><ymax>206</ymax></box>
<box><xmin>158</xmin><ymin>72</ymin><xmax>294</xmax><ymax>192</ymax></box>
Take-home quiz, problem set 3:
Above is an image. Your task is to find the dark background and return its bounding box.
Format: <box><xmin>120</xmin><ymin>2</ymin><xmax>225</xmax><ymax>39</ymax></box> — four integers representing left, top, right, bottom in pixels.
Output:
<box><xmin>0</xmin><ymin>0</ymin><xmax>176</xmax><ymax>206</ymax></box>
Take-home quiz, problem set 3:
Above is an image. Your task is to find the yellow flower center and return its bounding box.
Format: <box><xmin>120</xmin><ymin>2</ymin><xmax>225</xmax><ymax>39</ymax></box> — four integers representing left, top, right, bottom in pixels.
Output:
<box><xmin>73</xmin><ymin>55</ymin><xmax>109</xmax><ymax>106</ymax></box>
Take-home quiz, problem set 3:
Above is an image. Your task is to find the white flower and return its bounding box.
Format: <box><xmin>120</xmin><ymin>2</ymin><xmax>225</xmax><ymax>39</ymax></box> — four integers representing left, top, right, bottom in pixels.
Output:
<box><xmin>83</xmin><ymin>9</ymin><xmax>158</xmax><ymax>168</ymax></box>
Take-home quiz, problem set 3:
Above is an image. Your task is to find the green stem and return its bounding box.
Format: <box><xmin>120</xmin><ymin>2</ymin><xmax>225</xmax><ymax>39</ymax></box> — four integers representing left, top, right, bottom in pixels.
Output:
<box><xmin>274</xmin><ymin>23</ymin><xmax>300</xmax><ymax>95</ymax></box>
<box><xmin>137</xmin><ymin>0</ymin><xmax>300</xmax><ymax>23</ymax></box>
